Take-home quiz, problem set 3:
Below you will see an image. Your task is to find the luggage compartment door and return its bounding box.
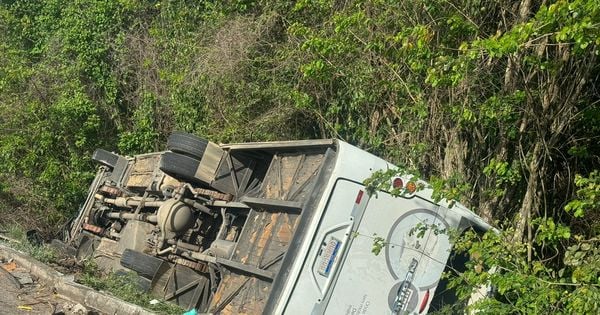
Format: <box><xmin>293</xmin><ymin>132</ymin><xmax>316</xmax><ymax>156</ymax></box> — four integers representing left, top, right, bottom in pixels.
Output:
<box><xmin>313</xmin><ymin>186</ymin><xmax>452</xmax><ymax>315</ymax></box>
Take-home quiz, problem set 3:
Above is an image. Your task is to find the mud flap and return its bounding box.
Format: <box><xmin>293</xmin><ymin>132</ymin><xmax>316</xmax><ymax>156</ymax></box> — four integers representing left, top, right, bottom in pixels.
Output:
<box><xmin>120</xmin><ymin>249</ymin><xmax>166</xmax><ymax>281</ymax></box>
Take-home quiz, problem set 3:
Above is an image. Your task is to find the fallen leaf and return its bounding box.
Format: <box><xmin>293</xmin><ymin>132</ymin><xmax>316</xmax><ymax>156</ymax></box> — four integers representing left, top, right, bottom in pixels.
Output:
<box><xmin>17</xmin><ymin>305</ymin><xmax>33</xmax><ymax>311</ymax></box>
<box><xmin>1</xmin><ymin>261</ymin><xmax>17</xmax><ymax>272</ymax></box>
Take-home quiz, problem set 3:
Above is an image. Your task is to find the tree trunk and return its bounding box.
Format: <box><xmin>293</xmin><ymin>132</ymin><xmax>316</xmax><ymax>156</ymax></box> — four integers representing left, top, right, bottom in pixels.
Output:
<box><xmin>514</xmin><ymin>141</ymin><xmax>542</xmax><ymax>249</ymax></box>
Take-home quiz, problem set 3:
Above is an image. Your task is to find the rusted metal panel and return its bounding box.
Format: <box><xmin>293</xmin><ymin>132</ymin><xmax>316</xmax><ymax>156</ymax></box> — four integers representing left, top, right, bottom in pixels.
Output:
<box><xmin>209</xmin><ymin>151</ymin><xmax>323</xmax><ymax>314</ymax></box>
<box><xmin>194</xmin><ymin>142</ymin><xmax>224</xmax><ymax>183</ymax></box>
<box><xmin>263</xmin><ymin>153</ymin><xmax>324</xmax><ymax>202</ymax></box>
<box><xmin>125</xmin><ymin>154</ymin><xmax>160</xmax><ymax>188</ymax></box>
<box><xmin>208</xmin><ymin>211</ymin><xmax>291</xmax><ymax>312</ymax></box>
<box><xmin>211</xmin><ymin>275</ymin><xmax>271</xmax><ymax>315</ymax></box>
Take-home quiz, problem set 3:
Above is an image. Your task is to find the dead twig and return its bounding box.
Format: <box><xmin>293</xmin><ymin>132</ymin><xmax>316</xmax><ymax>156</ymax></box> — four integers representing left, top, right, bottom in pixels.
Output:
<box><xmin>0</xmin><ymin>234</ymin><xmax>22</xmax><ymax>244</ymax></box>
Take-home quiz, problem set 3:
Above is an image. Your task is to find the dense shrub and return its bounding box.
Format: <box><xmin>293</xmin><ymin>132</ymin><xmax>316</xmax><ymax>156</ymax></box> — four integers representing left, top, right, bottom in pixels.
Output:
<box><xmin>0</xmin><ymin>0</ymin><xmax>598</xmax><ymax>312</ymax></box>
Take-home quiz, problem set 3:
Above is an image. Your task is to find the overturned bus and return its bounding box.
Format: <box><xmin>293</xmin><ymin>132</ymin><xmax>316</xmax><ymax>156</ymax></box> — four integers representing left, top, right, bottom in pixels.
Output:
<box><xmin>66</xmin><ymin>132</ymin><xmax>492</xmax><ymax>314</ymax></box>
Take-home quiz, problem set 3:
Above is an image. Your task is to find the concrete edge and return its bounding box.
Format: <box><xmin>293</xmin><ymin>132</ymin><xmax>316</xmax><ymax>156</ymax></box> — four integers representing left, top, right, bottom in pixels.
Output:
<box><xmin>0</xmin><ymin>244</ymin><xmax>156</xmax><ymax>315</ymax></box>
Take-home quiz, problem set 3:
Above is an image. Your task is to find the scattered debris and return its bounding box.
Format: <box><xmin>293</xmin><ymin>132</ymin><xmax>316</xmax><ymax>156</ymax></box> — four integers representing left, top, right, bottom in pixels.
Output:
<box><xmin>2</xmin><ymin>260</ymin><xmax>36</xmax><ymax>285</ymax></box>
<box><xmin>0</xmin><ymin>262</ymin><xmax>21</xmax><ymax>289</ymax></box>
<box><xmin>149</xmin><ymin>299</ymin><xmax>160</xmax><ymax>305</ymax></box>
<box><xmin>2</xmin><ymin>244</ymin><xmax>157</xmax><ymax>315</ymax></box>
<box><xmin>52</xmin><ymin>302</ymin><xmax>90</xmax><ymax>315</ymax></box>
<box><xmin>71</xmin><ymin>303</ymin><xmax>88</xmax><ymax>314</ymax></box>
<box><xmin>17</xmin><ymin>305</ymin><xmax>33</xmax><ymax>311</ymax></box>
<box><xmin>12</xmin><ymin>271</ymin><xmax>34</xmax><ymax>285</ymax></box>
<box><xmin>2</xmin><ymin>260</ymin><xmax>17</xmax><ymax>272</ymax></box>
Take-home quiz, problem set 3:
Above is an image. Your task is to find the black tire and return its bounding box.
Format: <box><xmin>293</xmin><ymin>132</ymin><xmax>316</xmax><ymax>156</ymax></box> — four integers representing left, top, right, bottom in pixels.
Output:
<box><xmin>92</xmin><ymin>149</ymin><xmax>119</xmax><ymax>168</ymax></box>
<box><xmin>159</xmin><ymin>152</ymin><xmax>205</xmax><ymax>185</ymax></box>
<box><xmin>167</xmin><ymin>131</ymin><xmax>208</xmax><ymax>160</ymax></box>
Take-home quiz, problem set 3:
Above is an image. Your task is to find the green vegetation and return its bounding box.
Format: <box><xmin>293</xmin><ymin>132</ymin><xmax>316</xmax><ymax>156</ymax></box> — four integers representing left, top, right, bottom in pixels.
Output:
<box><xmin>79</xmin><ymin>260</ymin><xmax>184</xmax><ymax>315</ymax></box>
<box><xmin>0</xmin><ymin>225</ymin><xmax>58</xmax><ymax>263</ymax></box>
<box><xmin>0</xmin><ymin>0</ymin><xmax>598</xmax><ymax>313</ymax></box>
<box><xmin>0</xmin><ymin>224</ymin><xmax>181</xmax><ymax>314</ymax></box>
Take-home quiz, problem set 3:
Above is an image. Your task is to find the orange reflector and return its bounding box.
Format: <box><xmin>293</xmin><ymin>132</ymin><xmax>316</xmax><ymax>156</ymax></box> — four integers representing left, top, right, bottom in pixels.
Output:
<box><xmin>392</xmin><ymin>177</ymin><xmax>404</xmax><ymax>189</ymax></box>
<box><xmin>406</xmin><ymin>181</ymin><xmax>417</xmax><ymax>193</ymax></box>
<box><xmin>82</xmin><ymin>223</ymin><xmax>104</xmax><ymax>234</ymax></box>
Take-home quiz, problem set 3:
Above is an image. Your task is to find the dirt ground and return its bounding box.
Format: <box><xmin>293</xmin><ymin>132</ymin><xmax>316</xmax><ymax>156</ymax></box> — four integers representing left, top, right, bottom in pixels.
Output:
<box><xmin>0</xmin><ymin>259</ymin><xmax>97</xmax><ymax>315</ymax></box>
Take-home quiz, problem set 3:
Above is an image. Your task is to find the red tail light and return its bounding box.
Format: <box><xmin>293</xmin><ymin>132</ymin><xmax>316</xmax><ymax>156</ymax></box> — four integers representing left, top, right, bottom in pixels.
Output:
<box><xmin>419</xmin><ymin>290</ymin><xmax>430</xmax><ymax>313</ymax></box>
<box><xmin>392</xmin><ymin>177</ymin><xmax>404</xmax><ymax>189</ymax></box>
